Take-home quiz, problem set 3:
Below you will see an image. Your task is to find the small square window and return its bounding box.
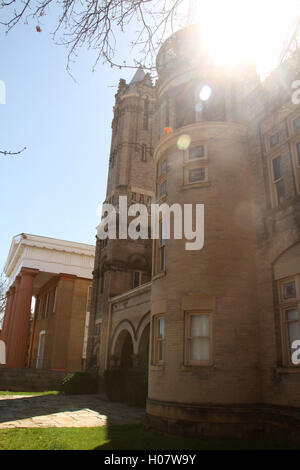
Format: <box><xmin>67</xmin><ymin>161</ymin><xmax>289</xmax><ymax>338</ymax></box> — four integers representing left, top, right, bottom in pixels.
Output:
<box><xmin>189</xmin><ymin>145</ymin><xmax>205</xmax><ymax>160</ymax></box>
<box><xmin>188</xmin><ymin>167</ymin><xmax>206</xmax><ymax>183</ymax></box>
<box><xmin>283</xmin><ymin>281</ymin><xmax>296</xmax><ymax>300</ymax></box>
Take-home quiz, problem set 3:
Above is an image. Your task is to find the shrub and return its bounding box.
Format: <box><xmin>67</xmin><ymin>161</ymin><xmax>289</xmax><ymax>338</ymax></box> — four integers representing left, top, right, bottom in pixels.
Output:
<box><xmin>60</xmin><ymin>372</ymin><xmax>98</xmax><ymax>395</ymax></box>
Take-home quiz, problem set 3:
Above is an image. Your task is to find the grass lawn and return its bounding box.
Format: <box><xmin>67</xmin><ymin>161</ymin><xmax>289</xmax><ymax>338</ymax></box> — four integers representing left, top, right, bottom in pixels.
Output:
<box><xmin>0</xmin><ymin>391</ymin><xmax>59</xmax><ymax>396</ymax></box>
<box><xmin>0</xmin><ymin>424</ymin><xmax>297</xmax><ymax>450</ymax></box>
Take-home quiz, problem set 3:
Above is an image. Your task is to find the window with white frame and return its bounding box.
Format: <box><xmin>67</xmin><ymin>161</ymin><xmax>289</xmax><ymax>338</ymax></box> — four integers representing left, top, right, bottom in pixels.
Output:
<box><xmin>278</xmin><ymin>276</ymin><xmax>300</xmax><ymax>366</ymax></box>
<box><xmin>185</xmin><ymin>312</ymin><xmax>212</xmax><ymax>365</ymax></box>
<box><xmin>153</xmin><ymin>314</ymin><xmax>165</xmax><ymax>364</ymax></box>
<box><xmin>270</xmin><ymin>155</ymin><xmax>285</xmax><ymax>205</ymax></box>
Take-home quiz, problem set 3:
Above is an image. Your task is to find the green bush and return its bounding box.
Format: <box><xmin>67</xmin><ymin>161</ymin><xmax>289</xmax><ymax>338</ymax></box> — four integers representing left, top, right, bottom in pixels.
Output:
<box><xmin>61</xmin><ymin>372</ymin><xmax>98</xmax><ymax>395</ymax></box>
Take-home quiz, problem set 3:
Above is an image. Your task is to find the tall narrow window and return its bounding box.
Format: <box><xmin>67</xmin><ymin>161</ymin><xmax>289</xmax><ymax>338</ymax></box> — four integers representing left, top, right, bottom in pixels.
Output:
<box><xmin>44</xmin><ymin>293</ymin><xmax>49</xmax><ymax>318</ymax></box>
<box><xmin>271</xmin><ymin>155</ymin><xmax>285</xmax><ymax>205</ymax></box>
<box><xmin>296</xmin><ymin>142</ymin><xmax>300</xmax><ymax>165</ymax></box>
<box><xmin>185</xmin><ymin>312</ymin><xmax>212</xmax><ymax>365</ymax></box>
<box><xmin>165</xmin><ymin>96</ymin><xmax>170</xmax><ymax>128</ymax></box>
<box><xmin>53</xmin><ymin>287</ymin><xmax>57</xmax><ymax>313</ymax></box>
<box><xmin>143</xmin><ymin>98</ymin><xmax>149</xmax><ymax>130</ymax></box>
<box><xmin>159</xmin><ymin>219</ymin><xmax>166</xmax><ymax>271</ymax></box>
<box><xmin>279</xmin><ymin>276</ymin><xmax>300</xmax><ymax>366</ymax></box>
<box><xmin>153</xmin><ymin>315</ymin><xmax>165</xmax><ymax>364</ymax></box>
<box><xmin>141</xmin><ymin>144</ymin><xmax>147</xmax><ymax>162</ymax></box>
<box><xmin>133</xmin><ymin>271</ymin><xmax>142</xmax><ymax>288</ymax></box>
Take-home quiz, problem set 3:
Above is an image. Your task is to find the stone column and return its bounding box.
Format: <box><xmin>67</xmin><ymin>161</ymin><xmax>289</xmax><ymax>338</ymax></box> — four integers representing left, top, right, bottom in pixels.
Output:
<box><xmin>8</xmin><ymin>268</ymin><xmax>39</xmax><ymax>368</ymax></box>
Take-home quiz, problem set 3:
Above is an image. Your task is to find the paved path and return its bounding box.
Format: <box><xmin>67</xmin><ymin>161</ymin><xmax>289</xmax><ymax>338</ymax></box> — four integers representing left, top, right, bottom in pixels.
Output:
<box><xmin>0</xmin><ymin>394</ymin><xmax>145</xmax><ymax>428</ymax></box>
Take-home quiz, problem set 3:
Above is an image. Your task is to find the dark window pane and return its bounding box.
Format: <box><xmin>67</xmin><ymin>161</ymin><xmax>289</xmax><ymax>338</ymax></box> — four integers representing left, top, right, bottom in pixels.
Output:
<box><xmin>188</xmin><ymin>167</ymin><xmax>206</xmax><ymax>183</ymax></box>
<box><xmin>284</xmin><ymin>281</ymin><xmax>296</xmax><ymax>299</ymax></box>
<box><xmin>270</xmin><ymin>132</ymin><xmax>279</xmax><ymax>148</ymax></box>
<box><xmin>293</xmin><ymin>117</ymin><xmax>300</xmax><ymax>132</ymax></box>
<box><xmin>133</xmin><ymin>271</ymin><xmax>140</xmax><ymax>288</ymax></box>
<box><xmin>276</xmin><ymin>180</ymin><xmax>285</xmax><ymax>202</ymax></box>
<box><xmin>160</xmin><ymin>180</ymin><xmax>167</xmax><ymax>196</ymax></box>
<box><xmin>297</xmin><ymin>142</ymin><xmax>300</xmax><ymax>165</ymax></box>
<box><xmin>189</xmin><ymin>145</ymin><xmax>205</xmax><ymax>160</ymax></box>
<box><xmin>272</xmin><ymin>156</ymin><xmax>282</xmax><ymax>180</ymax></box>
<box><xmin>161</xmin><ymin>159</ymin><xmax>167</xmax><ymax>175</ymax></box>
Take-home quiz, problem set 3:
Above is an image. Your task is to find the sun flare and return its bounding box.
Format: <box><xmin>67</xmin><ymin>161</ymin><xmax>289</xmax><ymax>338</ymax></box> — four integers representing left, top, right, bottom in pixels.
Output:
<box><xmin>196</xmin><ymin>0</ymin><xmax>300</xmax><ymax>77</ymax></box>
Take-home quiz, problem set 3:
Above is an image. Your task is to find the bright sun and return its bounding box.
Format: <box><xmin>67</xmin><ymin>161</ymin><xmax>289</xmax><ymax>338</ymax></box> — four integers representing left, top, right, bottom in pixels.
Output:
<box><xmin>196</xmin><ymin>0</ymin><xmax>300</xmax><ymax>77</ymax></box>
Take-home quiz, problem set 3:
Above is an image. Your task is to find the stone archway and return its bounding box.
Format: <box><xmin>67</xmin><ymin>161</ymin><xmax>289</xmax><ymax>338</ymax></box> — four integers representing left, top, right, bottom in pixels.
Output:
<box><xmin>137</xmin><ymin>323</ymin><xmax>150</xmax><ymax>371</ymax></box>
<box><xmin>120</xmin><ymin>332</ymin><xmax>134</xmax><ymax>368</ymax></box>
<box><xmin>112</xmin><ymin>328</ymin><xmax>135</xmax><ymax>369</ymax></box>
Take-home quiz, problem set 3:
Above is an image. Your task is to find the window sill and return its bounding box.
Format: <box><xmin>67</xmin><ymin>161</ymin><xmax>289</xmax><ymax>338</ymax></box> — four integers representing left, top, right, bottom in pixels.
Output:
<box><xmin>182</xmin><ymin>182</ymin><xmax>210</xmax><ymax>190</ymax></box>
<box><xmin>276</xmin><ymin>366</ymin><xmax>300</xmax><ymax>374</ymax></box>
<box><xmin>152</xmin><ymin>271</ymin><xmax>167</xmax><ymax>281</ymax></box>
<box><xmin>150</xmin><ymin>364</ymin><xmax>165</xmax><ymax>371</ymax></box>
<box><xmin>156</xmin><ymin>194</ymin><xmax>167</xmax><ymax>204</ymax></box>
<box><xmin>180</xmin><ymin>363</ymin><xmax>215</xmax><ymax>371</ymax></box>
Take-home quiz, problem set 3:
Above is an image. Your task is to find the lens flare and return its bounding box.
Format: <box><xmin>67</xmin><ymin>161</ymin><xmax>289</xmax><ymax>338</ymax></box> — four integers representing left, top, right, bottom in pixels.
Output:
<box><xmin>177</xmin><ymin>134</ymin><xmax>191</xmax><ymax>150</ymax></box>
<box><xmin>199</xmin><ymin>85</ymin><xmax>212</xmax><ymax>101</ymax></box>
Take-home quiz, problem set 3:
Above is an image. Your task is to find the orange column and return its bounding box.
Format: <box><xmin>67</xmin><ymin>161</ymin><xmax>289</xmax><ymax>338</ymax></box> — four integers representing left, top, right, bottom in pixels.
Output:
<box><xmin>5</xmin><ymin>280</ymin><xmax>20</xmax><ymax>367</ymax></box>
<box><xmin>8</xmin><ymin>268</ymin><xmax>39</xmax><ymax>368</ymax></box>
<box><xmin>0</xmin><ymin>287</ymin><xmax>14</xmax><ymax>343</ymax></box>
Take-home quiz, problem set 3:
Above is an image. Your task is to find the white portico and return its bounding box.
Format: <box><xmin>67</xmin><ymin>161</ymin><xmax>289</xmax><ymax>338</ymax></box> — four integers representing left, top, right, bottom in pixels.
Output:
<box><xmin>1</xmin><ymin>233</ymin><xmax>95</xmax><ymax>370</ymax></box>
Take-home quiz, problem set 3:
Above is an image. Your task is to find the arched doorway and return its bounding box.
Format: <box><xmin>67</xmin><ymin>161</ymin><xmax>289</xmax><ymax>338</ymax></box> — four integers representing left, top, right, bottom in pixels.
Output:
<box><xmin>112</xmin><ymin>329</ymin><xmax>134</xmax><ymax>369</ymax></box>
<box><xmin>137</xmin><ymin>323</ymin><xmax>150</xmax><ymax>371</ymax></box>
<box><xmin>120</xmin><ymin>332</ymin><xmax>133</xmax><ymax>368</ymax></box>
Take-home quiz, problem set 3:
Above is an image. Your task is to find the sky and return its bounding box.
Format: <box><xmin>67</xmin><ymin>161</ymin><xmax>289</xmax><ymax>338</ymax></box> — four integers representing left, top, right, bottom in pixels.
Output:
<box><xmin>0</xmin><ymin>7</ymin><xmax>138</xmax><ymax>272</ymax></box>
<box><xmin>0</xmin><ymin>0</ymin><xmax>299</xmax><ymax>273</ymax></box>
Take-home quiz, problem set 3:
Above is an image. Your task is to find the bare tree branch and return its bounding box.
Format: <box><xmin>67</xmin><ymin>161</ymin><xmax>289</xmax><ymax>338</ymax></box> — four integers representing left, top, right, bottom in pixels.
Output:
<box><xmin>0</xmin><ymin>0</ymin><xmax>197</xmax><ymax>71</ymax></box>
<box><xmin>0</xmin><ymin>273</ymin><xmax>8</xmax><ymax>330</ymax></box>
<box><xmin>0</xmin><ymin>147</ymin><xmax>26</xmax><ymax>156</ymax></box>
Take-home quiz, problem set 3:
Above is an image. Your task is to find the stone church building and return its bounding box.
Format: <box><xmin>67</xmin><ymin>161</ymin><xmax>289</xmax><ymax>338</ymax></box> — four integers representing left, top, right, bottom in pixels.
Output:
<box><xmin>87</xmin><ymin>24</ymin><xmax>300</xmax><ymax>439</ymax></box>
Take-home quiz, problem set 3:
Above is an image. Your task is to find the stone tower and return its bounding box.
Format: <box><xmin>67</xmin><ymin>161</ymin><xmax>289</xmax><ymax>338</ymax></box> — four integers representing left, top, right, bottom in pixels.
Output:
<box><xmin>147</xmin><ymin>25</ymin><xmax>262</xmax><ymax>435</ymax></box>
<box><xmin>87</xmin><ymin>69</ymin><xmax>156</xmax><ymax>374</ymax></box>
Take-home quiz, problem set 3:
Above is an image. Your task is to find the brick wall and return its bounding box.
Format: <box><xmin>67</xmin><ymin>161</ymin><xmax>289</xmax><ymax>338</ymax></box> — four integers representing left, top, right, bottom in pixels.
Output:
<box><xmin>0</xmin><ymin>367</ymin><xmax>67</xmax><ymax>392</ymax></box>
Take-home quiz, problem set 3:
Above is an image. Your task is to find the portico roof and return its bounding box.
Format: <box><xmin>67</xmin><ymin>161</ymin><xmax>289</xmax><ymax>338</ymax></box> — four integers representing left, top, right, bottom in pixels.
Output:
<box><xmin>4</xmin><ymin>233</ymin><xmax>95</xmax><ymax>288</ymax></box>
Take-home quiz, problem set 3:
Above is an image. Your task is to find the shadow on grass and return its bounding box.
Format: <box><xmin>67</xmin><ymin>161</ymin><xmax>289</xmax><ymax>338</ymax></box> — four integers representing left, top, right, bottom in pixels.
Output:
<box><xmin>93</xmin><ymin>423</ymin><xmax>299</xmax><ymax>451</ymax></box>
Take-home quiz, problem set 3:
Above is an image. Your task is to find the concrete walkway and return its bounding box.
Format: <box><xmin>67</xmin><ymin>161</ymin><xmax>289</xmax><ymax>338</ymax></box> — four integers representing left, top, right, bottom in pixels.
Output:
<box><xmin>0</xmin><ymin>394</ymin><xmax>145</xmax><ymax>428</ymax></box>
